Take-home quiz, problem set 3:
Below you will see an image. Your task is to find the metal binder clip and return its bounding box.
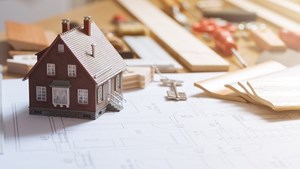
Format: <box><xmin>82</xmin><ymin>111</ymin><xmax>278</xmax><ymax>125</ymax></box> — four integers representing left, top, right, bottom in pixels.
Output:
<box><xmin>160</xmin><ymin>78</ymin><xmax>187</xmax><ymax>101</ymax></box>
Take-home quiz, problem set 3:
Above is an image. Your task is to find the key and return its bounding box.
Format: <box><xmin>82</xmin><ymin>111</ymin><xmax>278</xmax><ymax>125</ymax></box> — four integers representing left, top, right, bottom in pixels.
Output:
<box><xmin>160</xmin><ymin>78</ymin><xmax>187</xmax><ymax>101</ymax></box>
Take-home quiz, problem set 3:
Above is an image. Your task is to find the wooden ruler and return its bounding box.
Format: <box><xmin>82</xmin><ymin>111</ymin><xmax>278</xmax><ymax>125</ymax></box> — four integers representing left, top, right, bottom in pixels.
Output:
<box><xmin>226</xmin><ymin>0</ymin><xmax>300</xmax><ymax>33</ymax></box>
<box><xmin>118</xmin><ymin>0</ymin><xmax>229</xmax><ymax>72</ymax></box>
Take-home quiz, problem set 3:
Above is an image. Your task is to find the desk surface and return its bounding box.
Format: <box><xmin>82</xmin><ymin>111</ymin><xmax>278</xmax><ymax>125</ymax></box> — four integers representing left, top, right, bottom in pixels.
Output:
<box><xmin>2</xmin><ymin>73</ymin><xmax>300</xmax><ymax>169</ymax></box>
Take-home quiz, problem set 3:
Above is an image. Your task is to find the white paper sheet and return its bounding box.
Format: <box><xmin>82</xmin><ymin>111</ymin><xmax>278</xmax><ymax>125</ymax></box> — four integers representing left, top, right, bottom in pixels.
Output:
<box><xmin>2</xmin><ymin>73</ymin><xmax>300</xmax><ymax>169</ymax></box>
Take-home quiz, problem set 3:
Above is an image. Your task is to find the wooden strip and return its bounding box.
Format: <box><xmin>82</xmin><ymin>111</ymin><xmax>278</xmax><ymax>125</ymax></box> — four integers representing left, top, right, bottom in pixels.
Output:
<box><xmin>247</xmin><ymin>65</ymin><xmax>300</xmax><ymax>111</ymax></box>
<box><xmin>249</xmin><ymin>28</ymin><xmax>286</xmax><ymax>51</ymax></box>
<box><xmin>226</xmin><ymin>0</ymin><xmax>300</xmax><ymax>33</ymax></box>
<box><xmin>194</xmin><ymin>61</ymin><xmax>286</xmax><ymax>103</ymax></box>
<box><xmin>5</xmin><ymin>21</ymin><xmax>49</xmax><ymax>51</ymax></box>
<box><xmin>118</xmin><ymin>0</ymin><xmax>229</xmax><ymax>72</ymax></box>
<box><xmin>251</xmin><ymin>0</ymin><xmax>300</xmax><ymax>23</ymax></box>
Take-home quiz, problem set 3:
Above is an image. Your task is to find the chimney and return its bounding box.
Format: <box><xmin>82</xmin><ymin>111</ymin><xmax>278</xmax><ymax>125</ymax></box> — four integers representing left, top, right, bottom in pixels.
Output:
<box><xmin>91</xmin><ymin>43</ymin><xmax>96</xmax><ymax>57</ymax></box>
<box><xmin>61</xmin><ymin>19</ymin><xmax>70</xmax><ymax>33</ymax></box>
<box><xmin>83</xmin><ymin>16</ymin><xmax>91</xmax><ymax>36</ymax></box>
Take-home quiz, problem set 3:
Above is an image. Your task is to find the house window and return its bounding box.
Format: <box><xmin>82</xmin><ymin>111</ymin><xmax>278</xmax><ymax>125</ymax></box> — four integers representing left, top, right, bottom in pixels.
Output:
<box><xmin>47</xmin><ymin>63</ymin><xmax>55</xmax><ymax>76</ymax></box>
<box><xmin>36</xmin><ymin>86</ymin><xmax>46</xmax><ymax>101</ymax></box>
<box><xmin>98</xmin><ymin>85</ymin><xmax>103</xmax><ymax>103</ymax></box>
<box><xmin>78</xmin><ymin>89</ymin><xmax>88</xmax><ymax>104</ymax></box>
<box><xmin>58</xmin><ymin>44</ymin><xmax>64</xmax><ymax>53</ymax></box>
<box><xmin>115</xmin><ymin>74</ymin><xmax>122</xmax><ymax>90</ymax></box>
<box><xmin>52</xmin><ymin>87</ymin><xmax>69</xmax><ymax>107</ymax></box>
<box><xmin>68</xmin><ymin>65</ymin><xmax>76</xmax><ymax>77</ymax></box>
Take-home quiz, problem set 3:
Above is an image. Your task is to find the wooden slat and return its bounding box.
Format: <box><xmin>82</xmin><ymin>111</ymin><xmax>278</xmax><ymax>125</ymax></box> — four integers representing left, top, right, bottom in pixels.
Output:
<box><xmin>226</xmin><ymin>0</ymin><xmax>300</xmax><ymax>33</ymax></box>
<box><xmin>118</xmin><ymin>0</ymin><xmax>229</xmax><ymax>72</ymax></box>
<box><xmin>251</xmin><ymin>0</ymin><xmax>300</xmax><ymax>23</ymax></box>
<box><xmin>249</xmin><ymin>28</ymin><xmax>286</xmax><ymax>51</ymax></box>
<box><xmin>6</xmin><ymin>21</ymin><xmax>49</xmax><ymax>51</ymax></box>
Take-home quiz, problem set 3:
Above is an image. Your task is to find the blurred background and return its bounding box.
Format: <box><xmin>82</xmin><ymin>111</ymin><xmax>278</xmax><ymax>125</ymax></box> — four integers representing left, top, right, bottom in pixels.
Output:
<box><xmin>0</xmin><ymin>0</ymin><xmax>95</xmax><ymax>31</ymax></box>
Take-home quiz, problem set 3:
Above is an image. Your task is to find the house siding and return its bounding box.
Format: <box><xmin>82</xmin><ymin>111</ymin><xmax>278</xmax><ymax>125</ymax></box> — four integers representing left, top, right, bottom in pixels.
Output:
<box><xmin>29</xmin><ymin>37</ymin><xmax>97</xmax><ymax>115</ymax></box>
<box><xmin>95</xmin><ymin>72</ymin><xmax>123</xmax><ymax>113</ymax></box>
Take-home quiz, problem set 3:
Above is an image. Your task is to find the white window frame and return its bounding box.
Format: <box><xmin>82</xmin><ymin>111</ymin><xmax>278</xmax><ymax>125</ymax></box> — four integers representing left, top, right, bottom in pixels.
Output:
<box><xmin>78</xmin><ymin>89</ymin><xmax>88</xmax><ymax>104</ymax></box>
<box><xmin>47</xmin><ymin>63</ymin><xmax>55</xmax><ymax>76</ymax></box>
<box><xmin>36</xmin><ymin>86</ymin><xmax>46</xmax><ymax>101</ymax></box>
<box><xmin>115</xmin><ymin>74</ymin><xmax>122</xmax><ymax>90</ymax></box>
<box><xmin>98</xmin><ymin>85</ymin><xmax>103</xmax><ymax>103</ymax></box>
<box><xmin>52</xmin><ymin>87</ymin><xmax>70</xmax><ymax>108</ymax></box>
<box><xmin>58</xmin><ymin>44</ymin><xmax>64</xmax><ymax>53</ymax></box>
<box><xmin>68</xmin><ymin>65</ymin><xmax>76</xmax><ymax>77</ymax></box>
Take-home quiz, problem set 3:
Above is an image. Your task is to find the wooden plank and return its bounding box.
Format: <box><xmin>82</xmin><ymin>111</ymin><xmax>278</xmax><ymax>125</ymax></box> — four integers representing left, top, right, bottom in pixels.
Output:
<box><xmin>194</xmin><ymin>61</ymin><xmax>286</xmax><ymax>102</ymax></box>
<box><xmin>246</xmin><ymin>65</ymin><xmax>300</xmax><ymax>111</ymax></box>
<box><xmin>5</xmin><ymin>21</ymin><xmax>49</xmax><ymax>51</ymax></box>
<box><xmin>122</xmin><ymin>66</ymin><xmax>154</xmax><ymax>90</ymax></box>
<box><xmin>226</xmin><ymin>0</ymin><xmax>300</xmax><ymax>33</ymax></box>
<box><xmin>251</xmin><ymin>0</ymin><xmax>300</xmax><ymax>23</ymax></box>
<box><xmin>249</xmin><ymin>28</ymin><xmax>286</xmax><ymax>51</ymax></box>
<box><xmin>118</xmin><ymin>0</ymin><xmax>229</xmax><ymax>72</ymax></box>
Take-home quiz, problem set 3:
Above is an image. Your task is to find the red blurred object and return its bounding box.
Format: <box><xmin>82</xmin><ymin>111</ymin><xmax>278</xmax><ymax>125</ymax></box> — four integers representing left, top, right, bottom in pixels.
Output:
<box><xmin>279</xmin><ymin>29</ymin><xmax>300</xmax><ymax>50</ymax></box>
<box><xmin>112</xmin><ymin>14</ymin><xmax>128</xmax><ymax>24</ymax></box>
<box><xmin>192</xmin><ymin>18</ymin><xmax>246</xmax><ymax>67</ymax></box>
<box><xmin>213</xmin><ymin>28</ymin><xmax>237</xmax><ymax>56</ymax></box>
<box><xmin>192</xmin><ymin>18</ymin><xmax>236</xmax><ymax>34</ymax></box>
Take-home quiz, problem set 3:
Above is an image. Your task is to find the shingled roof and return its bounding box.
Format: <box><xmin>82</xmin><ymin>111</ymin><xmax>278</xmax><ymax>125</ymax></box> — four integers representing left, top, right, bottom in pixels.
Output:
<box><xmin>24</xmin><ymin>20</ymin><xmax>126</xmax><ymax>84</ymax></box>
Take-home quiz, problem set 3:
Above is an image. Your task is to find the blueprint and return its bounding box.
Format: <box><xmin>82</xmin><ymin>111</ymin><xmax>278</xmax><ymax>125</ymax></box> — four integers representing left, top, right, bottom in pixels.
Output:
<box><xmin>2</xmin><ymin>73</ymin><xmax>300</xmax><ymax>169</ymax></box>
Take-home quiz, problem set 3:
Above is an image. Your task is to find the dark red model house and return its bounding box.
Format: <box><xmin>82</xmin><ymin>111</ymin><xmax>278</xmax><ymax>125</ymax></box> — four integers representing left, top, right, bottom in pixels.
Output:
<box><xmin>23</xmin><ymin>16</ymin><xmax>126</xmax><ymax>119</ymax></box>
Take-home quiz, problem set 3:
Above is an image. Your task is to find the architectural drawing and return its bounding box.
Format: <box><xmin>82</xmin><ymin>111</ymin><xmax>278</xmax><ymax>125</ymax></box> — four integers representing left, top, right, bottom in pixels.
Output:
<box><xmin>2</xmin><ymin>74</ymin><xmax>300</xmax><ymax>168</ymax></box>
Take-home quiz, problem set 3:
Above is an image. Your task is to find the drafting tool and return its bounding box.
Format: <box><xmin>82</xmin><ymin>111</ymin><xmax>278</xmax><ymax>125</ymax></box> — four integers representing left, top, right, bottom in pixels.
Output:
<box><xmin>0</xmin><ymin>66</ymin><xmax>3</xmax><ymax>155</ymax></box>
<box><xmin>192</xmin><ymin>18</ymin><xmax>244</xmax><ymax>67</ymax></box>
<box><xmin>192</xmin><ymin>18</ymin><xmax>236</xmax><ymax>34</ymax></box>
<box><xmin>118</xmin><ymin>0</ymin><xmax>229</xmax><ymax>72</ymax></box>
<box><xmin>161</xmin><ymin>78</ymin><xmax>187</xmax><ymax>101</ymax></box>
<box><xmin>226</xmin><ymin>0</ymin><xmax>300</xmax><ymax>33</ymax></box>
<box><xmin>122</xmin><ymin>66</ymin><xmax>154</xmax><ymax>90</ymax></box>
<box><xmin>249</xmin><ymin>28</ymin><xmax>286</xmax><ymax>51</ymax></box>
<box><xmin>123</xmin><ymin>36</ymin><xmax>183</xmax><ymax>73</ymax></box>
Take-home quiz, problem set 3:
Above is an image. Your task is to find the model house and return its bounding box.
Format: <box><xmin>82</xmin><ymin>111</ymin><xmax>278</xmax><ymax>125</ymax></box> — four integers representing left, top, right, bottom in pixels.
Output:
<box><xmin>23</xmin><ymin>16</ymin><xmax>127</xmax><ymax>119</ymax></box>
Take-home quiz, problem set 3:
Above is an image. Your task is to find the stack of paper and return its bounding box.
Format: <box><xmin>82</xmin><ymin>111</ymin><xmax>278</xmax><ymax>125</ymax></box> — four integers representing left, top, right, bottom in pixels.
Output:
<box><xmin>194</xmin><ymin>61</ymin><xmax>300</xmax><ymax>111</ymax></box>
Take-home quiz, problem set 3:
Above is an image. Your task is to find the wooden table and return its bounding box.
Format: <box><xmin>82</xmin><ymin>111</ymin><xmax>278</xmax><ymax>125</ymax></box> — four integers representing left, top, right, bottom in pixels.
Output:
<box><xmin>0</xmin><ymin>0</ymin><xmax>281</xmax><ymax>78</ymax></box>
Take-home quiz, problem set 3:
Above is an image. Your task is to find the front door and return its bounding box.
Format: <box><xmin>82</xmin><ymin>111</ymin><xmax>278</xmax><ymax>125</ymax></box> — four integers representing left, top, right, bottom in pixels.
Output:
<box><xmin>104</xmin><ymin>80</ymin><xmax>111</xmax><ymax>103</ymax></box>
<box><xmin>52</xmin><ymin>87</ymin><xmax>70</xmax><ymax>108</ymax></box>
